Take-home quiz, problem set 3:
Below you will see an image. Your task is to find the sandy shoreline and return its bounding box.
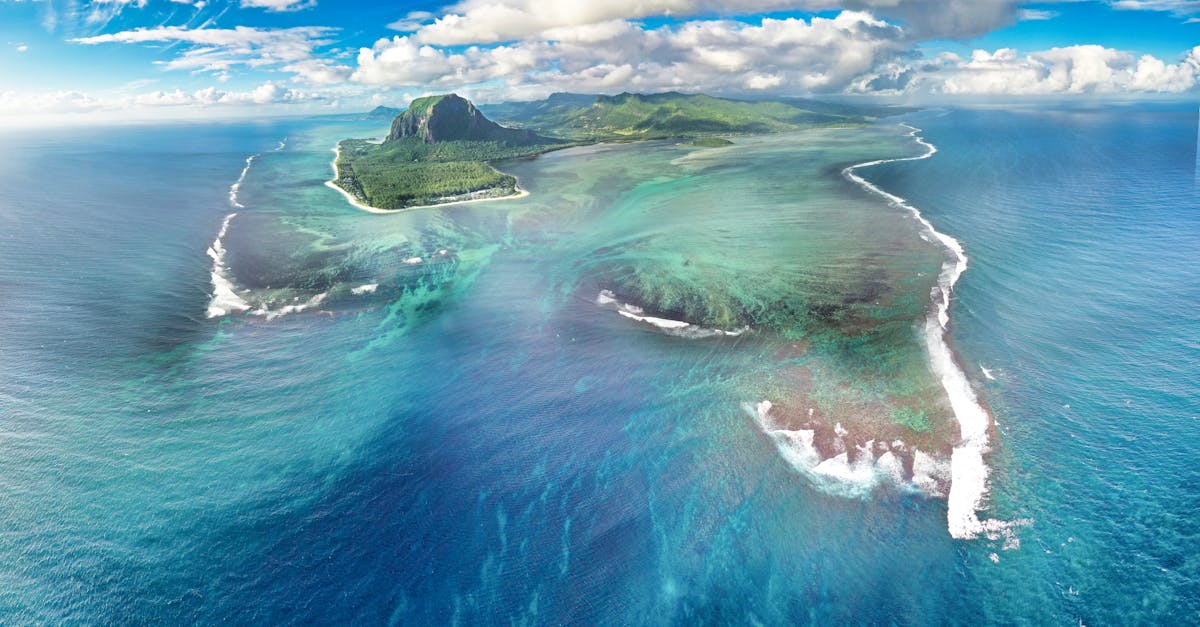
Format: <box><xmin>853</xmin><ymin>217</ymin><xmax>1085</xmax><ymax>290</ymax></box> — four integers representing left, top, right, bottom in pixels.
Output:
<box><xmin>325</xmin><ymin>143</ymin><xmax>530</xmax><ymax>214</ymax></box>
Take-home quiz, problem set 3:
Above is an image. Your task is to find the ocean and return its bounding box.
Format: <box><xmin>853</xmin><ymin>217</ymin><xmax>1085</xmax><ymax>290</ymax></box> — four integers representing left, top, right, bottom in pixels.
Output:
<box><xmin>0</xmin><ymin>103</ymin><xmax>1196</xmax><ymax>623</ymax></box>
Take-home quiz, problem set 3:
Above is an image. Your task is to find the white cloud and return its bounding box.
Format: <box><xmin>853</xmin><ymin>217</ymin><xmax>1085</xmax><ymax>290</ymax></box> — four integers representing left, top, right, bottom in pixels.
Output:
<box><xmin>407</xmin><ymin>0</ymin><xmax>1022</xmax><ymax>44</ymax></box>
<box><xmin>72</xmin><ymin>25</ymin><xmax>333</xmax><ymax>48</ymax></box>
<box><xmin>239</xmin><ymin>0</ymin><xmax>316</xmax><ymax>12</ymax></box>
<box><xmin>14</xmin><ymin>43</ymin><xmax>28</xmax><ymax>52</ymax></box>
<box><xmin>0</xmin><ymin>81</ymin><xmax>330</xmax><ymax>122</ymax></box>
<box><xmin>1018</xmin><ymin>9</ymin><xmax>1059</xmax><ymax>20</ymax></box>
<box><xmin>854</xmin><ymin>44</ymin><xmax>1200</xmax><ymax>95</ymax></box>
<box><xmin>1110</xmin><ymin>0</ymin><xmax>1200</xmax><ymax>15</ymax></box>
<box><xmin>71</xmin><ymin>25</ymin><xmax>338</xmax><ymax>80</ymax></box>
<box><xmin>132</xmin><ymin>82</ymin><xmax>320</xmax><ymax>106</ymax></box>
<box><xmin>354</xmin><ymin>11</ymin><xmax>908</xmax><ymax>98</ymax></box>
<box><xmin>0</xmin><ymin>90</ymin><xmax>103</xmax><ymax>114</ymax></box>
<box><xmin>388</xmin><ymin>11</ymin><xmax>436</xmax><ymax>32</ymax></box>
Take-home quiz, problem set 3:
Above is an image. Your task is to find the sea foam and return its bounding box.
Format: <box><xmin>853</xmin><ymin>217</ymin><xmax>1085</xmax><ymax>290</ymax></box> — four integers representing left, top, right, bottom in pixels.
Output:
<box><xmin>751</xmin><ymin>401</ymin><xmax>948</xmax><ymax>499</ymax></box>
<box><xmin>598</xmin><ymin>290</ymin><xmax>748</xmax><ymax>338</ymax></box>
<box><xmin>228</xmin><ymin>155</ymin><xmax>256</xmax><ymax>209</ymax></box>
<box><xmin>250</xmin><ymin>291</ymin><xmax>328</xmax><ymax>320</ymax></box>
<box><xmin>205</xmin><ymin>213</ymin><xmax>250</xmax><ymax>318</ymax></box>
<box><xmin>843</xmin><ymin>124</ymin><xmax>1008</xmax><ymax>540</ymax></box>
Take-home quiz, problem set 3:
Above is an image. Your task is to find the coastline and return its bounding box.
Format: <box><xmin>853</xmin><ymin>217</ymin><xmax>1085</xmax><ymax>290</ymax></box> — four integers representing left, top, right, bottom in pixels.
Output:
<box><xmin>325</xmin><ymin>143</ymin><xmax>530</xmax><ymax>214</ymax></box>
<box><xmin>842</xmin><ymin>123</ymin><xmax>1001</xmax><ymax>541</ymax></box>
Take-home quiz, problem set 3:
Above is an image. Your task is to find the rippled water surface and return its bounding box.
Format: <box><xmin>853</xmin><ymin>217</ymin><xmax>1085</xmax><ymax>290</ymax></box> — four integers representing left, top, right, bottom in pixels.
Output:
<box><xmin>0</xmin><ymin>105</ymin><xmax>1196</xmax><ymax>623</ymax></box>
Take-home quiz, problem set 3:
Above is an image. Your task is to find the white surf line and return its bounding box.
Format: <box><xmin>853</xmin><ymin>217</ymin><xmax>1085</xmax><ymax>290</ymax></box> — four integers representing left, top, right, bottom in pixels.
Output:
<box><xmin>324</xmin><ymin>142</ymin><xmax>530</xmax><ymax>214</ymax></box>
<box><xmin>843</xmin><ymin>124</ymin><xmax>1004</xmax><ymax>541</ymax></box>
<box><xmin>211</xmin><ymin>138</ymin><xmax>287</xmax><ymax>317</ymax></box>
<box><xmin>205</xmin><ymin>212</ymin><xmax>249</xmax><ymax>318</ymax></box>
<box><xmin>228</xmin><ymin>155</ymin><xmax>257</xmax><ymax>209</ymax></box>
<box><xmin>229</xmin><ymin>137</ymin><xmax>286</xmax><ymax>208</ymax></box>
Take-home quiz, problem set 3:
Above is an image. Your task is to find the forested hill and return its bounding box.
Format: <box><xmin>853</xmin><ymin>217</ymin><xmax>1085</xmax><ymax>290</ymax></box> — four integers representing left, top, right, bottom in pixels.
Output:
<box><xmin>479</xmin><ymin>91</ymin><xmax>887</xmax><ymax>140</ymax></box>
<box><xmin>335</xmin><ymin>91</ymin><xmax>901</xmax><ymax>210</ymax></box>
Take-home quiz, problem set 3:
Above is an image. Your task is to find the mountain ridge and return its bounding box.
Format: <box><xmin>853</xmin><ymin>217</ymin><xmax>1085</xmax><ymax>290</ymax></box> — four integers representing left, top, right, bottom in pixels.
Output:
<box><xmin>386</xmin><ymin>94</ymin><xmax>547</xmax><ymax>145</ymax></box>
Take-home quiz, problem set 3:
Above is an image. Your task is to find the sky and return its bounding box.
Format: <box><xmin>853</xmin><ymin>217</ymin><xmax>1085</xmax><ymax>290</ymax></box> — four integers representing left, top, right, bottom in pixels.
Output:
<box><xmin>0</xmin><ymin>0</ymin><xmax>1198</xmax><ymax>123</ymax></box>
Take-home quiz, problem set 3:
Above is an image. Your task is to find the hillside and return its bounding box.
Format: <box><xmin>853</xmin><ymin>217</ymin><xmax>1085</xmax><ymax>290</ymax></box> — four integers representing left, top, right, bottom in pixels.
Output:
<box><xmin>387</xmin><ymin>94</ymin><xmax>549</xmax><ymax>145</ymax></box>
<box><xmin>361</xmin><ymin>105</ymin><xmax>402</xmax><ymax>120</ymax></box>
<box><xmin>480</xmin><ymin>91</ymin><xmax>878</xmax><ymax>140</ymax></box>
<box><xmin>334</xmin><ymin>91</ymin><xmax>899</xmax><ymax>211</ymax></box>
<box><xmin>333</xmin><ymin>94</ymin><xmax>568</xmax><ymax>210</ymax></box>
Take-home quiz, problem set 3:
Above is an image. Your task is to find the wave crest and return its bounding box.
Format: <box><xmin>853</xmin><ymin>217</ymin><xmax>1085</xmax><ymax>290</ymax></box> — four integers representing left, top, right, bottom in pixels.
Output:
<box><xmin>843</xmin><ymin>124</ymin><xmax>1010</xmax><ymax>540</ymax></box>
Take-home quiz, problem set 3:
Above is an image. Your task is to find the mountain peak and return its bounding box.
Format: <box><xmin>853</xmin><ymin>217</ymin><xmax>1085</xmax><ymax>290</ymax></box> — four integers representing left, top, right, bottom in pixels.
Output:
<box><xmin>387</xmin><ymin>94</ymin><xmax>544</xmax><ymax>145</ymax></box>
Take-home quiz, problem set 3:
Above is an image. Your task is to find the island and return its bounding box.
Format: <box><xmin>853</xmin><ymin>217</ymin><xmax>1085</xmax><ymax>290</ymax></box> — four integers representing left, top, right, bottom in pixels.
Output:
<box><xmin>330</xmin><ymin>92</ymin><xmax>890</xmax><ymax>211</ymax></box>
<box><xmin>690</xmin><ymin>137</ymin><xmax>735</xmax><ymax>147</ymax></box>
<box><xmin>330</xmin><ymin>94</ymin><xmax>569</xmax><ymax>210</ymax></box>
<box><xmin>360</xmin><ymin>105</ymin><xmax>403</xmax><ymax>120</ymax></box>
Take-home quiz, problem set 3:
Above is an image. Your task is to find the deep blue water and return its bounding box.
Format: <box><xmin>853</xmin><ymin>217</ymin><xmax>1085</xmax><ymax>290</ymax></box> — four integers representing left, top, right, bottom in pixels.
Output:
<box><xmin>0</xmin><ymin>105</ymin><xmax>1197</xmax><ymax>623</ymax></box>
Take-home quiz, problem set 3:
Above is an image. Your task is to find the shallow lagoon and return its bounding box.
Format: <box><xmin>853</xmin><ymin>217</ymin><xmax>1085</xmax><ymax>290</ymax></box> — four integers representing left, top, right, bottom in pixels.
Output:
<box><xmin>2</xmin><ymin>106</ymin><xmax>1196</xmax><ymax>622</ymax></box>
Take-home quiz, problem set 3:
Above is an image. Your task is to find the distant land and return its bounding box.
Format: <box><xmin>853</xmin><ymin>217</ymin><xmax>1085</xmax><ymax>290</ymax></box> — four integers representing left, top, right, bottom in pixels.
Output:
<box><xmin>482</xmin><ymin>91</ymin><xmax>890</xmax><ymax>140</ymax></box>
<box><xmin>332</xmin><ymin>92</ymin><xmax>899</xmax><ymax>211</ymax></box>
<box><xmin>360</xmin><ymin>105</ymin><xmax>403</xmax><ymax>120</ymax></box>
<box><xmin>332</xmin><ymin>94</ymin><xmax>570</xmax><ymax>210</ymax></box>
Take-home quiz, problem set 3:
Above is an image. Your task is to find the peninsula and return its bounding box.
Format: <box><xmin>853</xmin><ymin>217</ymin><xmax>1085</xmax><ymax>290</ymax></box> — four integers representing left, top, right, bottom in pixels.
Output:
<box><xmin>331</xmin><ymin>92</ymin><xmax>885</xmax><ymax>211</ymax></box>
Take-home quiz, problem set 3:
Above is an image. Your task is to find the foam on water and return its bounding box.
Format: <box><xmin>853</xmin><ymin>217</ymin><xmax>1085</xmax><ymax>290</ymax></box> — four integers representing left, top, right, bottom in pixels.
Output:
<box><xmin>351</xmin><ymin>283</ymin><xmax>378</xmax><ymax>295</ymax></box>
<box><xmin>599</xmin><ymin>290</ymin><xmax>748</xmax><ymax>338</ymax></box>
<box><xmin>228</xmin><ymin>155</ymin><xmax>256</xmax><ymax>209</ymax></box>
<box><xmin>205</xmin><ymin>213</ymin><xmax>250</xmax><ymax>318</ymax></box>
<box><xmin>250</xmin><ymin>292</ymin><xmax>328</xmax><ymax>320</ymax></box>
<box><xmin>843</xmin><ymin>124</ymin><xmax>1006</xmax><ymax>540</ymax></box>
<box><xmin>209</xmin><ymin>139</ymin><xmax>302</xmax><ymax>319</ymax></box>
<box><xmin>751</xmin><ymin>401</ymin><xmax>949</xmax><ymax>499</ymax></box>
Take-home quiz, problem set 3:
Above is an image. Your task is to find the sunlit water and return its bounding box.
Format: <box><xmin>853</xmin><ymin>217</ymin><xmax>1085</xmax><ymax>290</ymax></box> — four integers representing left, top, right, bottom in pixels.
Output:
<box><xmin>0</xmin><ymin>105</ymin><xmax>1196</xmax><ymax>622</ymax></box>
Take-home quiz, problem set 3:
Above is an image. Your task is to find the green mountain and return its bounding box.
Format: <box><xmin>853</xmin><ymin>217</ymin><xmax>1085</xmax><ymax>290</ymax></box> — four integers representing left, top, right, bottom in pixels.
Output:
<box><xmin>387</xmin><ymin>94</ymin><xmax>548</xmax><ymax>145</ymax></box>
<box><xmin>333</xmin><ymin>94</ymin><xmax>567</xmax><ymax>210</ymax></box>
<box><xmin>334</xmin><ymin>92</ymin><xmax>902</xmax><ymax>210</ymax></box>
<box><xmin>480</xmin><ymin>91</ymin><xmax>879</xmax><ymax>140</ymax></box>
<box><xmin>362</xmin><ymin>105</ymin><xmax>403</xmax><ymax>120</ymax></box>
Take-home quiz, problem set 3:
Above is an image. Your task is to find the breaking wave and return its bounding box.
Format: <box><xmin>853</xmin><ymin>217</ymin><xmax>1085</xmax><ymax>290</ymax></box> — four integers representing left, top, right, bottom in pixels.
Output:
<box><xmin>228</xmin><ymin>156</ymin><xmax>256</xmax><ymax>209</ymax></box>
<box><xmin>249</xmin><ymin>292</ymin><xmax>328</xmax><ymax>321</ymax></box>
<box><xmin>750</xmin><ymin>400</ymin><xmax>951</xmax><ymax>499</ymax></box>
<box><xmin>205</xmin><ymin>213</ymin><xmax>249</xmax><ymax>318</ymax></box>
<box><xmin>597</xmin><ymin>290</ymin><xmax>748</xmax><ymax>339</ymax></box>
<box><xmin>843</xmin><ymin>124</ymin><xmax>1013</xmax><ymax>541</ymax></box>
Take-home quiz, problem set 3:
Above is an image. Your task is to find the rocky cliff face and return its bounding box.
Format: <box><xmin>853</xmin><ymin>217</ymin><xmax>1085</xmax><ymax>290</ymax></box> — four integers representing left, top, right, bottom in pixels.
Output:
<box><xmin>387</xmin><ymin>94</ymin><xmax>542</xmax><ymax>145</ymax></box>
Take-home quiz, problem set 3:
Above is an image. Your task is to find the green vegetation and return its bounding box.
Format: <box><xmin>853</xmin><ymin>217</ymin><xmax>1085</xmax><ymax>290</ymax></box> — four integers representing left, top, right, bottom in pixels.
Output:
<box><xmin>690</xmin><ymin>137</ymin><xmax>734</xmax><ymax>147</ymax></box>
<box><xmin>336</xmin><ymin>92</ymin><xmax>904</xmax><ymax>210</ymax></box>
<box><xmin>482</xmin><ymin>91</ymin><xmax>878</xmax><ymax>140</ymax></box>
<box><xmin>362</xmin><ymin>105</ymin><xmax>402</xmax><ymax>120</ymax></box>
<box><xmin>334</xmin><ymin>137</ymin><xmax>563</xmax><ymax>209</ymax></box>
<box><xmin>333</xmin><ymin>93</ymin><xmax>574</xmax><ymax>209</ymax></box>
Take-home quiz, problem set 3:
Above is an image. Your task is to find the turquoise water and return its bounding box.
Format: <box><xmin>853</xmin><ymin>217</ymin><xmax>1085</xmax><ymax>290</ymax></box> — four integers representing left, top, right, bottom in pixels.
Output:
<box><xmin>0</xmin><ymin>105</ymin><xmax>1196</xmax><ymax>622</ymax></box>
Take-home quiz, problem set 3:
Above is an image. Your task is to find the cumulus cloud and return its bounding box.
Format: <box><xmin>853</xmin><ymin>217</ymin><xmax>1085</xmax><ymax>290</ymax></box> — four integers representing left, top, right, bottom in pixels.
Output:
<box><xmin>404</xmin><ymin>0</ymin><xmax>1023</xmax><ymax>44</ymax></box>
<box><xmin>132</xmin><ymin>82</ymin><xmax>321</xmax><ymax>106</ymax></box>
<box><xmin>854</xmin><ymin>44</ymin><xmax>1200</xmax><ymax>95</ymax></box>
<box><xmin>0</xmin><ymin>82</ymin><xmax>330</xmax><ymax>121</ymax></box>
<box><xmin>0</xmin><ymin>90</ymin><xmax>103</xmax><ymax>114</ymax></box>
<box><xmin>355</xmin><ymin>11</ymin><xmax>908</xmax><ymax>98</ymax></box>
